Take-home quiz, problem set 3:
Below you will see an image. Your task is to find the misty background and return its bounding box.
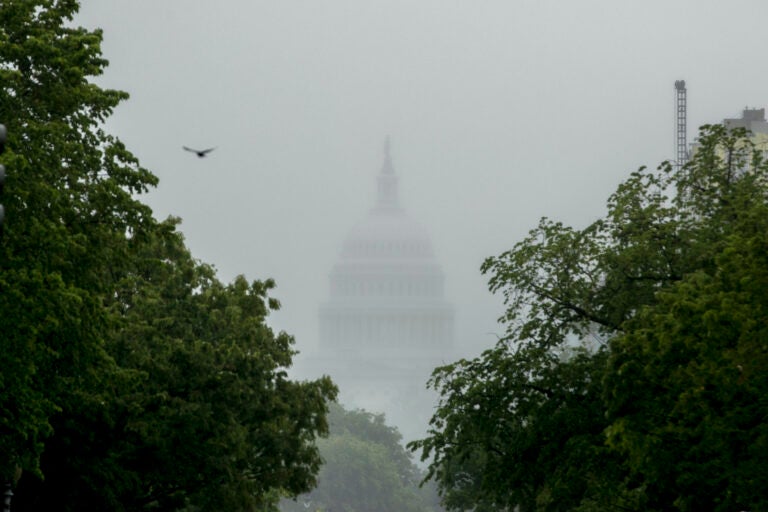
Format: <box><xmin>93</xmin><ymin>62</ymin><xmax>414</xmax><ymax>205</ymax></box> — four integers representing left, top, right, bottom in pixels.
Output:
<box><xmin>74</xmin><ymin>0</ymin><xmax>768</xmax><ymax>397</ymax></box>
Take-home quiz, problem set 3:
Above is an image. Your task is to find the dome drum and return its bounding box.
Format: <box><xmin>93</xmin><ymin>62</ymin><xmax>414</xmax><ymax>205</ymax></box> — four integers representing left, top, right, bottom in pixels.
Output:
<box><xmin>319</xmin><ymin>307</ymin><xmax>454</xmax><ymax>351</ymax></box>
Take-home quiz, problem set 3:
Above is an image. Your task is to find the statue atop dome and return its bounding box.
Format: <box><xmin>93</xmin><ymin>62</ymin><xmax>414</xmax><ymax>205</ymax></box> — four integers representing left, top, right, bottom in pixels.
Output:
<box><xmin>376</xmin><ymin>136</ymin><xmax>400</xmax><ymax>210</ymax></box>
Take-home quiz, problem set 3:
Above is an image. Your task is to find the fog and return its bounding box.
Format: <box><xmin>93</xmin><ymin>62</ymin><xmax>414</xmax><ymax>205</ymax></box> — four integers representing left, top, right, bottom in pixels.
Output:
<box><xmin>75</xmin><ymin>0</ymin><xmax>768</xmax><ymax>438</ymax></box>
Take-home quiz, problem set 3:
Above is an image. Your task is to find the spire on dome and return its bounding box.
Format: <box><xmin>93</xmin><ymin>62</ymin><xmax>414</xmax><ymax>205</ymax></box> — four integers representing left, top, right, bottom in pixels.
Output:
<box><xmin>376</xmin><ymin>135</ymin><xmax>400</xmax><ymax>209</ymax></box>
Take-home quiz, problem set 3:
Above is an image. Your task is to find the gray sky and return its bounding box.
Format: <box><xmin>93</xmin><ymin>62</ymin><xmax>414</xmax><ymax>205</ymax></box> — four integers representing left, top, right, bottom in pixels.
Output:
<box><xmin>76</xmin><ymin>0</ymin><xmax>768</xmax><ymax>362</ymax></box>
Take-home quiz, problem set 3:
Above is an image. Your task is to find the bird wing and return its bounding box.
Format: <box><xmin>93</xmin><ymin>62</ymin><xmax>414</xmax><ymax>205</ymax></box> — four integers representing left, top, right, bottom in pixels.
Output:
<box><xmin>183</xmin><ymin>146</ymin><xmax>216</xmax><ymax>156</ymax></box>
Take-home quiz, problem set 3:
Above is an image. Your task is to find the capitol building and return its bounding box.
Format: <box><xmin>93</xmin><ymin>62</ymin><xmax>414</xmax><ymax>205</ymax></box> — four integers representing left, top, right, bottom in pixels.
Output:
<box><xmin>303</xmin><ymin>139</ymin><xmax>454</xmax><ymax>441</ymax></box>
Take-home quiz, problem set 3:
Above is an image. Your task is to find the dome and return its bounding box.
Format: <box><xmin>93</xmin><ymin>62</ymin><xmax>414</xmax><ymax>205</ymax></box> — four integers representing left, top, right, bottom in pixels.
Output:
<box><xmin>340</xmin><ymin>208</ymin><xmax>435</xmax><ymax>260</ymax></box>
<box><xmin>312</xmin><ymin>139</ymin><xmax>455</xmax><ymax>441</ymax></box>
<box><xmin>319</xmin><ymin>138</ymin><xmax>453</xmax><ymax>354</ymax></box>
<box><xmin>337</xmin><ymin>136</ymin><xmax>435</xmax><ymax>261</ymax></box>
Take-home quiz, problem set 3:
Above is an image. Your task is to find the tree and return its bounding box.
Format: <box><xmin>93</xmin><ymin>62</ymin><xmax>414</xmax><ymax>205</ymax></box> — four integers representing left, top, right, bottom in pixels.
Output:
<box><xmin>410</xmin><ymin>124</ymin><xmax>768</xmax><ymax>511</ymax></box>
<box><xmin>604</xmin><ymin>176</ymin><xmax>768</xmax><ymax>511</ymax></box>
<box><xmin>1</xmin><ymin>2</ymin><xmax>337</xmax><ymax>510</ymax></box>
<box><xmin>412</xmin><ymin>344</ymin><xmax>629</xmax><ymax>512</ymax></box>
<box><xmin>282</xmin><ymin>403</ymin><xmax>441</xmax><ymax>512</ymax></box>
<box><xmin>1</xmin><ymin>0</ymin><xmax>157</xmax><ymax>483</ymax></box>
<box><xmin>14</xmin><ymin>218</ymin><xmax>337</xmax><ymax>511</ymax></box>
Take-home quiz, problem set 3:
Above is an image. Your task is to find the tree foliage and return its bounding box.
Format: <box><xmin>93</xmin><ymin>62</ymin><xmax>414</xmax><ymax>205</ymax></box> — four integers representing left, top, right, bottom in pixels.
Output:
<box><xmin>605</xmin><ymin>195</ymin><xmax>768</xmax><ymax>511</ymax></box>
<box><xmin>410</xmin><ymin>125</ymin><xmax>768</xmax><ymax>511</ymax></box>
<box><xmin>1</xmin><ymin>1</ymin><xmax>336</xmax><ymax>510</ymax></box>
<box><xmin>1</xmin><ymin>0</ymin><xmax>156</xmax><ymax>482</ymax></box>
<box><xmin>282</xmin><ymin>403</ymin><xmax>441</xmax><ymax>512</ymax></box>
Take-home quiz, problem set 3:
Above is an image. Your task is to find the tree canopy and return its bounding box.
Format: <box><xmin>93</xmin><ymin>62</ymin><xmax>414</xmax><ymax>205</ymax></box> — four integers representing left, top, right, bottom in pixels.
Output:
<box><xmin>410</xmin><ymin>125</ymin><xmax>768</xmax><ymax>511</ymax></box>
<box><xmin>282</xmin><ymin>403</ymin><xmax>442</xmax><ymax>512</ymax></box>
<box><xmin>1</xmin><ymin>1</ymin><xmax>336</xmax><ymax>510</ymax></box>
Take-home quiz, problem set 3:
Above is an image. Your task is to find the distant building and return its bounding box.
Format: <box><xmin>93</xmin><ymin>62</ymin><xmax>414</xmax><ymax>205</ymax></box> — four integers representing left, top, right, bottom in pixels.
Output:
<box><xmin>689</xmin><ymin>107</ymin><xmax>768</xmax><ymax>163</ymax></box>
<box><xmin>307</xmin><ymin>138</ymin><xmax>454</xmax><ymax>442</ymax></box>
<box><xmin>723</xmin><ymin>107</ymin><xmax>768</xmax><ymax>135</ymax></box>
<box><xmin>725</xmin><ymin>108</ymin><xmax>768</xmax><ymax>159</ymax></box>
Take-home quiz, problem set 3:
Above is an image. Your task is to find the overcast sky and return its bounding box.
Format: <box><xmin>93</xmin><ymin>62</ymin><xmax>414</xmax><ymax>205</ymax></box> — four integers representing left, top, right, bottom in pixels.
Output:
<box><xmin>75</xmin><ymin>0</ymin><xmax>768</xmax><ymax>363</ymax></box>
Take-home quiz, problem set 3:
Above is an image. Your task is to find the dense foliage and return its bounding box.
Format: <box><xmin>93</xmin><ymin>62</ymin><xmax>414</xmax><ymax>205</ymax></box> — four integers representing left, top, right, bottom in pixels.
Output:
<box><xmin>281</xmin><ymin>403</ymin><xmax>441</xmax><ymax>512</ymax></box>
<box><xmin>410</xmin><ymin>125</ymin><xmax>768</xmax><ymax>511</ymax></box>
<box><xmin>0</xmin><ymin>1</ymin><xmax>336</xmax><ymax>510</ymax></box>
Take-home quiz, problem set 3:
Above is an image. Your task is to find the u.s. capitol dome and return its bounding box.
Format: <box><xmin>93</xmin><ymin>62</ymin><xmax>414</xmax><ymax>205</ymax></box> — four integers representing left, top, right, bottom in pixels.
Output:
<box><xmin>319</xmin><ymin>139</ymin><xmax>454</xmax><ymax>357</ymax></box>
<box><xmin>310</xmin><ymin>140</ymin><xmax>453</xmax><ymax>440</ymax></box>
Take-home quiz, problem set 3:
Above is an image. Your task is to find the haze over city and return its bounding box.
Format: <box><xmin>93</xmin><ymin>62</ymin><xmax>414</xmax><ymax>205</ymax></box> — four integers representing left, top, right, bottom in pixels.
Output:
<box><xmin>75</xmin><ymin>0</ymin><xmax>768</xmax><ymax>397</ymax></box>
<box><xmin>7</xmin><ymin>1</ymin><xmax>768</xmax><ymax>509</ymax></box>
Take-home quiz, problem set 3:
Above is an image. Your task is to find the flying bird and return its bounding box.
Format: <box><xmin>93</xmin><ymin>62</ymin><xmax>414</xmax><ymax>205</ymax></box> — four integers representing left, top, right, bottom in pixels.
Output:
<box><xmin>183</xmin><ymin>146</ymin><xmax>216</xmax><ymax>158</ymax></box>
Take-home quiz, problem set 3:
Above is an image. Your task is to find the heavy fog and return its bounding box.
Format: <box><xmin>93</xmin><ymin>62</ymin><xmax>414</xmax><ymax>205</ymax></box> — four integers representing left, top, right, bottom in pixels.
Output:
<box><xmin>75</xmin><ymin>0</ymin><xmax>768</xmax><ymax>440</ymax></box>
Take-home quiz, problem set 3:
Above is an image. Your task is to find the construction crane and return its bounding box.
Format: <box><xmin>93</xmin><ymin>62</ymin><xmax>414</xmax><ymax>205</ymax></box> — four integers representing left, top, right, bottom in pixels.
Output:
<box><xmin>675</xmin><ymin>80</ymin><xmax>688</xmax><ymax>169</ymax></box>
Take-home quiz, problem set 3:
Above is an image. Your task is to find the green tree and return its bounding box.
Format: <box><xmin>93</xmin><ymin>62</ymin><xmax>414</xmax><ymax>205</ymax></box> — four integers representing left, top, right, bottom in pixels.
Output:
<box><xmin>15</xmin><ymin>218</ymin><xmax>337</xmax><ymax>511</ymax></box>
<box><xmin>1</xmin><ymin>0</ymin><xmax>157</xmax><ymax>483</ymax></box>
<box><xmin>412</xmin><ymin>344</ymin><xmax>628</xmax><ymax>512</ymax></box>
<box><xmin>1</xmin><ymin>2</ymin><xmax>337</xmax><ymax>510</ymax></box>
<box><xmin>283</xmin><ymin>403</ymin><xmax>441</xmax><ymax>512</ymax></box>
<box><xmin>410</xmin><ymin>124</ymin><xmax>768</xmax><ymax>511</ymax></box>
<box><xmin>604</xmin><ymin>180</ymin><xmax>768</xmax><ymax>511</ymax></box>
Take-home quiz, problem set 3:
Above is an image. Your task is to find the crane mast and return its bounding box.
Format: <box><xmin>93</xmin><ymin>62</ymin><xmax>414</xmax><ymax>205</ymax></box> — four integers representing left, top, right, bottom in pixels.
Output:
<box><xmin>675</xmin><ymin>80</ymin><xmax>688</xmax><ymax>169</ymax></box>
